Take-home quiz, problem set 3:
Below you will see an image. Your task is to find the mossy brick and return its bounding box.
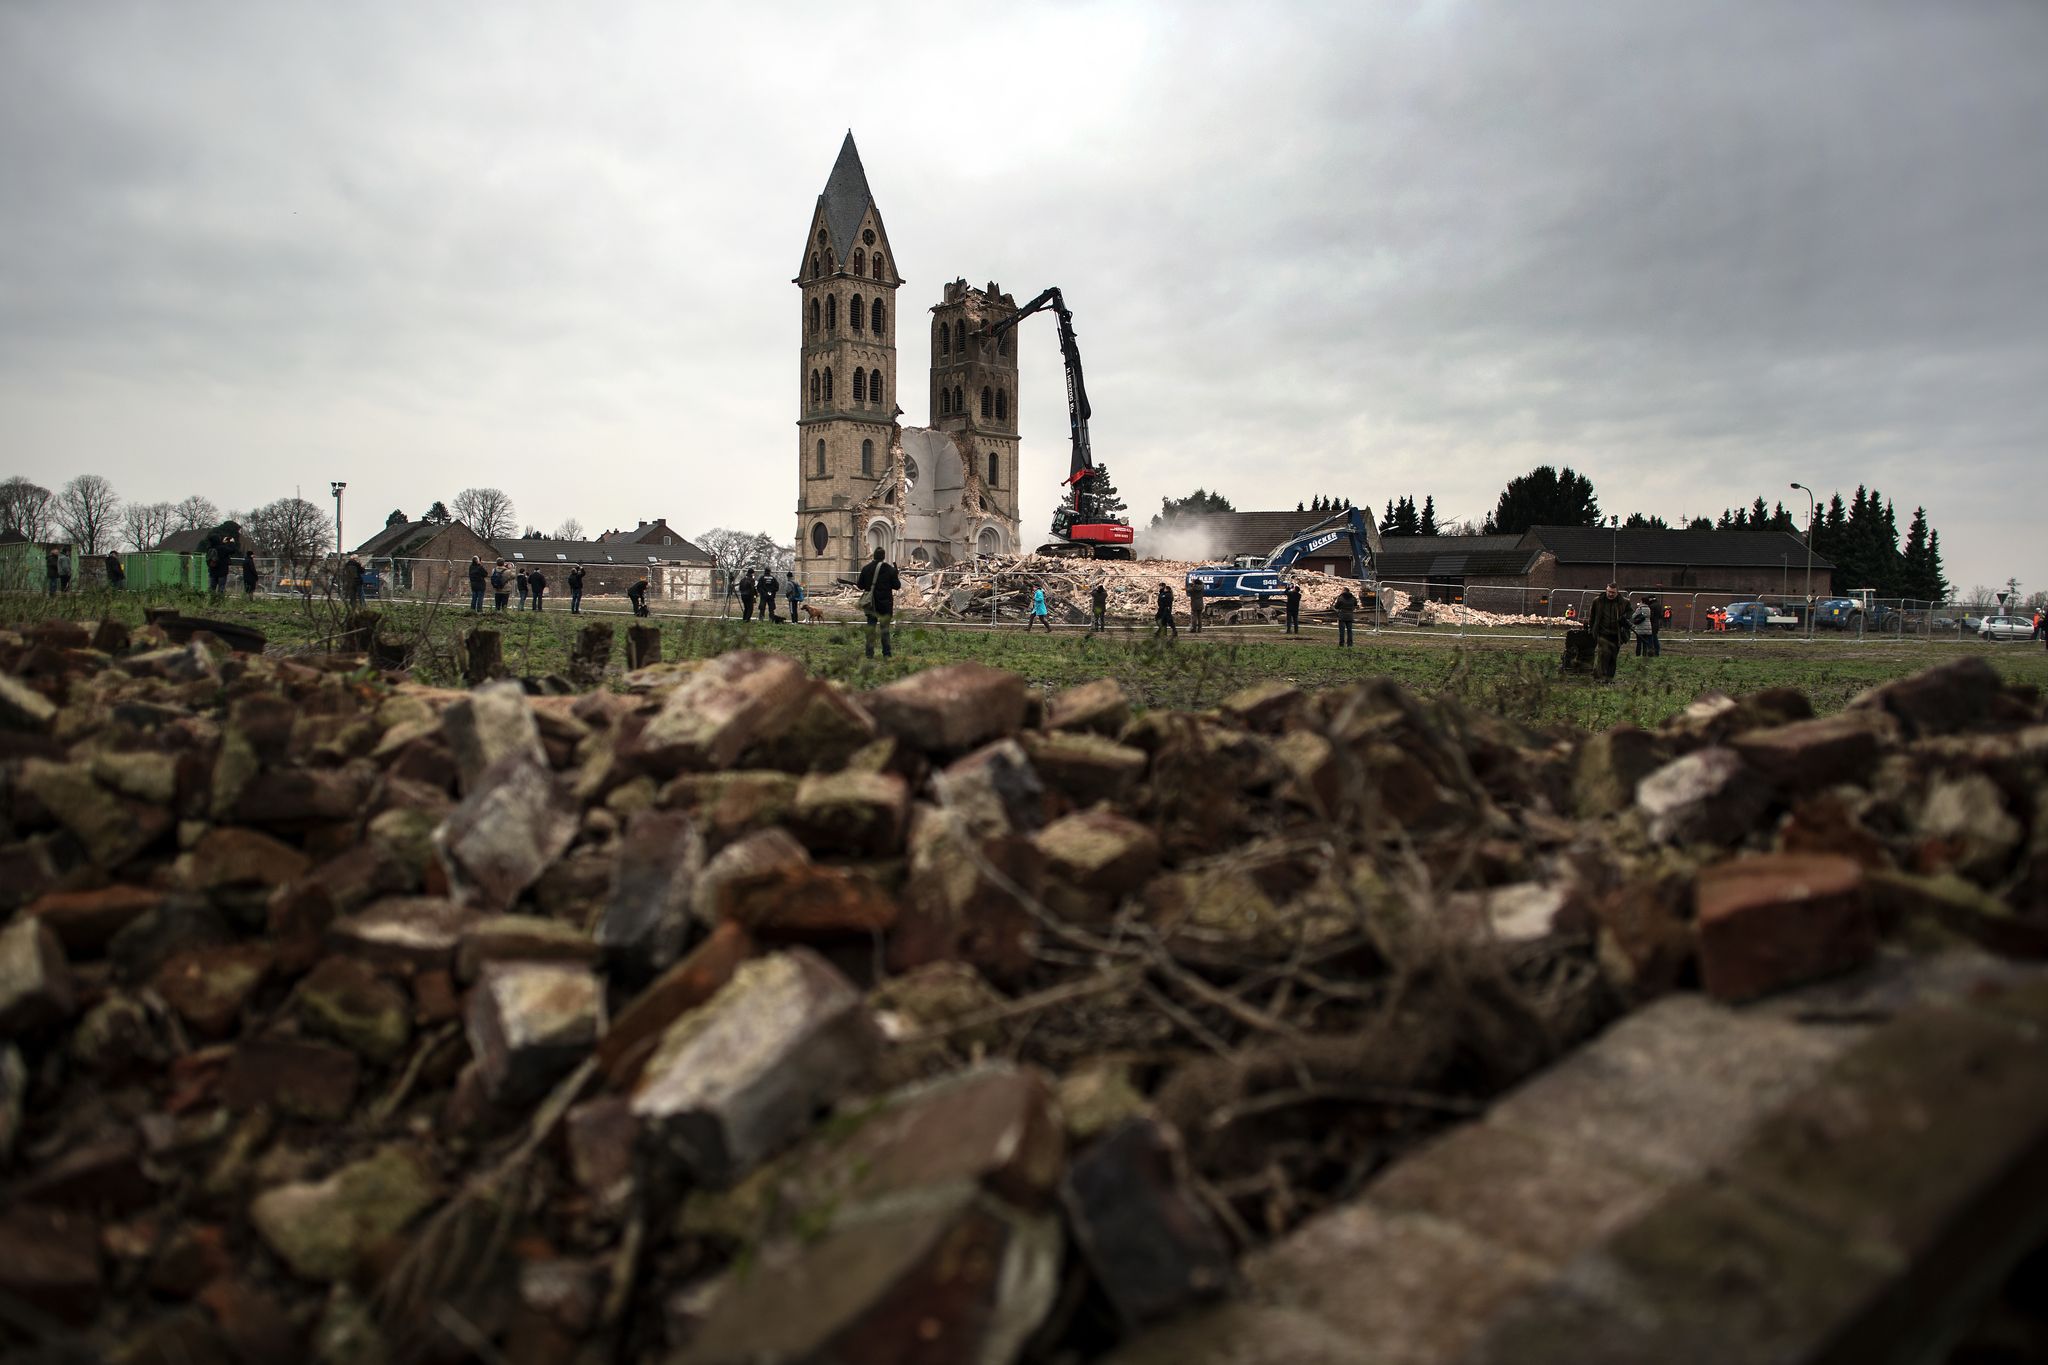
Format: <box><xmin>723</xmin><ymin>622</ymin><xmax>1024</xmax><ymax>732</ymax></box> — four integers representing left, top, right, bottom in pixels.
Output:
<box><xmin>1367</xmin><ymin>1120</ymin><xmax>1673</xmax><ymax>1269</ymax></box>
<box><xmin>1483</xmin><ymin>994</ymin><xmax>1855</xmax><ymax>1182</ymax></box>
<box><xmin>1244</xmin><ymin>1203</ymin><xmax>1548</xmax><ymax>1364</ymax></box>
<box><xmin>1728</xmin><ymin>1003</ymin><xmax>2048</xmax><ymax>1277</ymax></box>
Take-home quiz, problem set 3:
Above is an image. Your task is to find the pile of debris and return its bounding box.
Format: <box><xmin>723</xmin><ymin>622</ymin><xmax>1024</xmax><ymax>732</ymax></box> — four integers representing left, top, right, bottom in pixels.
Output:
<box><xmin>833</xmin><ymin>553</ymin><xmax>1378</xmax><ymax>623</ymax></box>
<box><xmin>2</xmin><ymin>615</ymin><xmax>2044</xmax><ymax>1363</ymax></box>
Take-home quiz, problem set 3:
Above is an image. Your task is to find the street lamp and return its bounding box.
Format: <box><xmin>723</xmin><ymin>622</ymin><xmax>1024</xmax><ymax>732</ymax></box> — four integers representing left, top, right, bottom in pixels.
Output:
<box><xmin>1789</xmin><ymin>481</ymin><xmax>1815</xmax><ymax>637</ymax></box>
<box><xmin>1609</xmin><ymin>514</ymin><xmax>1619</xmax><ymax>585</ymax></box>
<box><xmin>330</xmin><ymin>482</ymin><xmax>347</xmax><ymax>563</ymax></box>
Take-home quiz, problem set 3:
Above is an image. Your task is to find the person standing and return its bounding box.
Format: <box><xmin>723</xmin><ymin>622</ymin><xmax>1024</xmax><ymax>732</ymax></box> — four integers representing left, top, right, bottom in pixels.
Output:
<box><xmin>857</xmin><ymin>547</ymin><xmax>900</xmax><ymax>659</ymax></box>
<box><xmin>1283</xmin><ymin>581</ymin><xmax>1302</xmax><ymax>634</ymax></box>
<box><xmin>102</xmin><ymin>550</ymin><xmax>124</xmax><ymax>590</ymax></box>
<box><xmin>758</xmin><ymin>569</ymin><xmax>781</xmax><ymax>622</ymax></box>
<box><xmin>515</xmin><ymin>566</ymin><xmax>530</xmax><ymax>610</ymax></box>
<box><xmin>1334</xmin><ymin>587</ymin><xmax>1358</xmax><ymax>646</ymax></box>
<box><xmin>627</xmin><ymin>577</ymin><xmax>650</xmax><ymax>617</ymax></box>
<box><xmin>1631</xmin><ymin>599</ymin><xmax>1652</xmax><ymax>657</ymax></box>
<box><xmin>241</xmin><ymin>552</ymin><xmax>259</xmax><ymax>599</ymax></box>
<box><xmin>528</xmin><ymin>567</ymin><xmax>547</xmax><ymax>612</ymax></box>
<box><xmin>44</xmin><ymin>549</ymin><xmax>61</xmax><ymax>596</ymax></box>
<box><xmin>567</xmin><ymin>564</ymin><xmax>585</xmax><ymax>615</ymax></box>
<box><xmin>1187</xmin><ymin>578</ymin><xmax>1205</xmax><ymax>634</ymax></box>
<box><xmin>491</xmin><ymin>562</ymin><xmax>510</xmax><ymax>612</ymax></box>
<box><xmin>343</xmin><ymin>555</ymin><xmax>366</xmax><ymax>609</ymax></box>
<box><xmin>1090</xmin><ymin>583</ymin><xmax>1107</xmax><ymax>633</ymax></box>
<box><xmin>786</xmin><ymin>576</ymin><xmax>804</xmax><ymax>622</ymax></box>
<box><xmin>58</xmin><ymin>555</ymin><xmax>73</xmax><ymax>593</ymax></box>
<box><xmin>1154</xmin><ymin>583</ymin><xmax>1177</xmax><ymax>639</ymax></box>
<box><xmin>738</xmin><ymin>569</ymin><xmax>757</xmax><ymax>622</ymax></box>
<box><xmin>1585</xmin><ymin>582</ymin><xmax>1630</xmax><ymax>681</ymax></box>
<box><xmin>468</xmin><ymin>556</ymin><xmax>487</xmax><ymax>612</ymax></box>
<box><xmin>1026</xmin><ymin>586</ymin><xmax>1052</xmax><ymax>632</ymax></box>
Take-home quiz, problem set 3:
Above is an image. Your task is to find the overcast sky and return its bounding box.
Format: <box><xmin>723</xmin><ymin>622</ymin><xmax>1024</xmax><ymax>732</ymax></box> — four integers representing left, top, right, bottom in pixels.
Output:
<box><xmin>2</xmin><ymin>0</ymin><xmax>2043</xmax><ymax>592</ymax></box>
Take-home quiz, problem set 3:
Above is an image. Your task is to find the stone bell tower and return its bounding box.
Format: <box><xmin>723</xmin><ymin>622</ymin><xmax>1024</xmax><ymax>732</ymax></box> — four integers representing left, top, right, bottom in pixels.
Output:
<box><xmin>793</xmin><ymin>132</ymin><xmax>903</xmax><ymax>589</ymax></box>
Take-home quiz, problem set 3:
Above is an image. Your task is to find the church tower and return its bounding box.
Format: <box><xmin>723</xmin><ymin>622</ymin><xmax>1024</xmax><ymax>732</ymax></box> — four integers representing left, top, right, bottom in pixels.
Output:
<box><xmin>930</xmin><ymin>280</ymin><xmax>1023</xmax><ymax>552</ymax></box>
<box><xmin>794</xmin><ymin>133</ymin><xmax>902</xmax><ymax>588</ymax></box>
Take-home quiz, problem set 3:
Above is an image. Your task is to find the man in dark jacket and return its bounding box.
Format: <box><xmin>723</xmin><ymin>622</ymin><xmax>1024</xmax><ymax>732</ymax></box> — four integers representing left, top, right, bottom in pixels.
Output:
<box><xmin>1090</xmin><ymin>583</ymin><xmax>1107</xmax><ymax>633</ymax></box>
<box><xmin>567</xmin><ymin>564</ymin><xmax>585</xmax><ymax>615</ymax></box>
<box><xmin>738</xmin><ymin>570</ymin><xmax>757</xmax><ymax>622</ymax></box>
<box><xmin>491</xmin><ymin>562</ymin><xmax>510</xmax><ymax>611</ymax></box>
<box><xmin>758</xmin><ymin>570</ymin><xmax>781</xmax><ymax>622</ymax></box>
<box><xmin>857</xmin><ymin>548</ymin><xmax>900</xmax><ymax>659</ymax></box>
<box><xmin>44</xmin><ymin>549</ymin><xmax>61</xmax><ymax>596</ymax></box>
<box><xmin>528</xmin><ymin>567</ymin><xmax>547</xmax><ymax>612</ymax></box>
<box><xmin>1584</xmin><ymin>583</ymin><xmax>1630</xmax><ymax>681</ymax></box>
<box><xmin>1154</xmin><ymin>584</ymin><xmax>1177</xmax><ymax>639</ymax></box>
<box><xmin>627</xmin><ymin>577</ymin><xmax>650</xmax><ymax>617</ymax></box>
<box><xmin>242</xmin><ymin>552</ymin><xmax>259</xmax><ymax>598</ymax></box>
<box><xmin>343</xmin><ymin>556</ymin><xmax>366</xmax><ymax>608</ymax></box>
<box><xmin>1283</xmin><ymin>582</ymin><xmax>1302</xmax><ymax>634</ymax></box>
<box><xmin>1333</xmin><ymin>588</ymin><xmax>1358</xmax><ymax>646</ymax></box>
<box><xmin>1187</xmin><ymin>578</ymin><xmax>1205</xmax><ymax>634</ymax></box>
<box><xmin>515</xmin><ymin>567</ymin><xmax>530</xmax><ymax>610</ymax></box>
<box><xmin>468</xmin><ymin>556</ymin><xmax>487</xmax><ymax>612</ymax></box>
<box><xmin>104</xmin><ymin>551</ymin><xmax>125</xmax><ymax>589</ymax></box>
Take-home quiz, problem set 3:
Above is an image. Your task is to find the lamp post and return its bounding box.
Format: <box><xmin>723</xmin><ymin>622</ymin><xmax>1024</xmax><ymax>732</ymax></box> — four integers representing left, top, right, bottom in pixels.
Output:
<box><xmin>1789</xmin><ymin>481</ymin><xmax>1815</xmax><ymax>637</ymax></box>
<box><xmin>330</xmin><ymin>482</ymin><xmax>346</xmax><ymax>565</ymax></box>
<box><xmin>1609</xmin><ymin>514</ymin><xmax>1619</xmax><ymax>585</ymax></box>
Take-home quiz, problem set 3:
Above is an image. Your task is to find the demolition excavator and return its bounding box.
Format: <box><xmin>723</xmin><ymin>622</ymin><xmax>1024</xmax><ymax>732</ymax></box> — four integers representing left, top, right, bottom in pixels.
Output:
<box><xmin>1186</xmin><ymin>504</ymin><xmax>1384</xmax><ymax>601</ymax></box>
<box><xmin>982</xmin><ymin>288</ymin><xmax>1135</xmax><ymax>559</ymax></box>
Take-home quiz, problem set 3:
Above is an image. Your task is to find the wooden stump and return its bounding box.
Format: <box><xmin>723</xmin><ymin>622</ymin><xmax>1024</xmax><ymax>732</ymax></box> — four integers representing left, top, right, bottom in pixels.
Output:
<box><xmin>463</xmin><ymin>628</ymin><xmax>503</xmax><ymax>685</ymax></box>
<box><xmin>625</xmin><ymin>624</ymin><xmax>662</xmax><ymax>670</ymax></box>
<box><xmin>569</xmin><ymin>622</ymin><xmax>614</xmax><ymax>685</ymax></box>
<box><xmin>338</xmin><ymin>610</ymin><xmax>378</xmax><ymax>655</ymax></box>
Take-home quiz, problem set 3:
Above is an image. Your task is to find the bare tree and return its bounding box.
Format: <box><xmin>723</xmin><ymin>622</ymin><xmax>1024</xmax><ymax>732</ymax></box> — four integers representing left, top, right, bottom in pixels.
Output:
<box><xmin>55</xmin><ymin>474</ymin><xmax>121</xmax><ymax>554</ymax></box>
<box><xmin>697</xmin><ymin>528</ymin><xmax>793</xmax><ymax>594</ymax></box>
<box><xmin>249</xmin><ymin>496</ymin><xmax>331</xmax><ymax>569</ymax></box>
<box><xmin>0</xmin><ymin>476</ymin><xmax>53</xmax><ymax>541</ymax></box>
<box><xmin>120</xmin><ymin>500</ymin><xmax>176</xmax><ymax>551</ymax></box>
<box><xmin>173</xmin><ymin>495</ymin><xmax>220</xmax><ymax>531</ymax></box>
<box><xmin>553</xmin><ymin>517</ymin><xmax>585</xmax><ymax>541</ymax></box>
<box><xmin>452</xmin><ymin>487</ymin><xmax>516</xmax><ymax>541</ymax></box>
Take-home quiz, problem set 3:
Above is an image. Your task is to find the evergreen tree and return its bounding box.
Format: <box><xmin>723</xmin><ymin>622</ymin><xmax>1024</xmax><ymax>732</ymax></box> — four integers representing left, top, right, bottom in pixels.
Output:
<box><xmin>1144</xmin><ymin>484</ymin><xmax>1227</xmax><ymax>530</ymax></box>
<box><xmin>422</xmin><ymin>500</ymin><xmax>452</xmax><ymax>524</ymax></box>
<box><xmin>385</xmin><ymin>508</ymin><xmax>406</xmax><ymax>527</ymax></box>
<box><xmin>1418</xmin><ymin>496</ymin><xmax>1438</xmax><ymax>536</ymax></box>
<box><xmin>1750</xmin><ymin>496</ymin><xmax>1769</xmax><ymax>527</ymax></box>
<box><xmin>1482</xmin><ymin>465</ymin><xmax>1600</xmax><ymax>535</ymax></box>
<box><xmin>1392</xmin><ymin>496</ymin><xmax>1420</xmax><ymax>537</ymax></box>
<box><xmin>1925</xmin><ymin>528</ymin><xmax>1950</xmax><ymax>603</ymax></box>
<box><xmin>1687</xmin><ymin>515</ymin><xmax>1712</xmax><ymax>532</ymax></box>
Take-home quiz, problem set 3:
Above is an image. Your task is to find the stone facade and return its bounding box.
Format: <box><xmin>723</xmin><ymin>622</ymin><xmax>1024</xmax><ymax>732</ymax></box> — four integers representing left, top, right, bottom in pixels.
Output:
<box><xmin>794</xmin><ymin>136</ymin><xmax>1021</xmax><ymax>590</ymax></box>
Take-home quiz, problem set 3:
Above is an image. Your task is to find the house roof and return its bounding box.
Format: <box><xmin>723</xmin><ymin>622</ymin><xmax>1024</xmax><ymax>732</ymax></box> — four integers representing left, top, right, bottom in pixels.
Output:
<box><xmin>1519</xmin><ymin>526</ymin><xmax>1835</xmax><ymax>570</ymax></box>
<box><xmin>1172</xmin><ymin>511</ymin><xmax>1368</xmax><ymax>562</ymax></box>
<box><xmin>490</xmin><ymin>535</ymin><xmax>712</xmax><ymax>567</ymax></box>
<box><xmin>353</xmin><ymin>520</ymin><xmax>459</xmax><ymax>558</ymax></box>
<box><xmin>0</xmin><ymin>530</ymin><xmax>26</xmax><ymax>546</ymax></box>
<box><xmin>1377</xmin><ymin>534</ymin><xmax>1543</xmax><ymax>581</ymax></box>
<box><xmin>816</xmin><ymin>132</ymin><xmax>875</xmax><ymax>264</ymax></box>
<box><xmin>585</xmin><ymin>521</ymin><xmax>717</xmax><ymax>563</ymax></box>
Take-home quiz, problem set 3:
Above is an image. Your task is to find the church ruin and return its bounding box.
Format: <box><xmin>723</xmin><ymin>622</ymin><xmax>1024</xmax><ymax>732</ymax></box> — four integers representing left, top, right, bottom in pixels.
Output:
<box><xmin>793</xmin><ymin>134</ymin><xmax>1023</xmax><ymax>590</ymax></box>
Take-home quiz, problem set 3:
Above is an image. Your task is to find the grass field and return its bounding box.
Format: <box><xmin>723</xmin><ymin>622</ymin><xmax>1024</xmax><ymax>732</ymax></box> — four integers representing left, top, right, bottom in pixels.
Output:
<box><xmin>12</xmin><ymin>586</ymin><xmax>2047</xmax><ymax>734</ymax></box>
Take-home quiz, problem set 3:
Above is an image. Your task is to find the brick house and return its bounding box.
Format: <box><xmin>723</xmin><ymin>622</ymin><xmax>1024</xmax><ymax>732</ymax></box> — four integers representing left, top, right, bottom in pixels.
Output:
<box><xmin>1376</xmin><ymin>535</ymin><xmax>1544</xmax><ymax>606</ymax></box>
<box><xmin>500</xmin><ymin>519</ymin><xmax>717</xmax><ymax>601</ymax></box>
<box><xmin>351</xmin><ymin>520</ymin><xmax>498</xmax><ymax>599</ymax></box>
<box><xmin>1511</xmin><ymin>526</ymin><xmax>1835</xmax><ymax>627</ymax></box>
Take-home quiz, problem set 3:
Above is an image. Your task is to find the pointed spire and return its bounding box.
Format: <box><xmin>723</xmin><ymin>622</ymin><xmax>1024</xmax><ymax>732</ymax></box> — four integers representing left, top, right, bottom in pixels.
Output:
<box><xmin>816</xmin><ymin>132</ymin><xmax>876</xmax><ymax>264</ymax></box>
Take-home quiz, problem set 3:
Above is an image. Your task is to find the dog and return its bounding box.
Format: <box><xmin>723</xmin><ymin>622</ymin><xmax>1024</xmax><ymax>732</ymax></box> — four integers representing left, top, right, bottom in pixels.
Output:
<box><xmin>801</xmin><ymin>602</ymin><xmax>827</xmax><ymax>623</ymax></box>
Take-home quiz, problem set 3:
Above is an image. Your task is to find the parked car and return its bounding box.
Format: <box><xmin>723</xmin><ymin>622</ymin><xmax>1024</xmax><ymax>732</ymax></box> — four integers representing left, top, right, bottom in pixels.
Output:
<box><xmin>1723</xmin><ymin>601</ymin><xmax>1798</xmax><ymax>632</ymax></box>
<box><xmin>1979</xmin><ymin>615</ymin><xmax>2033</xmax><ymax>642</ymax></box>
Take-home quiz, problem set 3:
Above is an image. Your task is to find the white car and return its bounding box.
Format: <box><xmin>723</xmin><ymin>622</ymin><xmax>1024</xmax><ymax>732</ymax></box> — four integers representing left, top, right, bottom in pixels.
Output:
<box><xmin>1979</xmin><ymin>615</ymin><xmax>2035</xmax><ymax>642</ymax></box>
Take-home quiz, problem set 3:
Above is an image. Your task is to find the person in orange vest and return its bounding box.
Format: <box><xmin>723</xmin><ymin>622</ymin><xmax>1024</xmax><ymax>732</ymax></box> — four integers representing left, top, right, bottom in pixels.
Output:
<box><xmin>1564</xmin><ymin>603</ymin><xmax>1578</xmax><ymax>622</ymax></box>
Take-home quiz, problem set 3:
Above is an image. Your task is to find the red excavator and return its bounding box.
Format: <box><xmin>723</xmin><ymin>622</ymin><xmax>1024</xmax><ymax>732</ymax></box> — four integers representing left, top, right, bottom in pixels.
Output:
<box><xmin>983</xmin><ymin>287</ymin><xmax>1135</xmax><ymax>559</ymax></box>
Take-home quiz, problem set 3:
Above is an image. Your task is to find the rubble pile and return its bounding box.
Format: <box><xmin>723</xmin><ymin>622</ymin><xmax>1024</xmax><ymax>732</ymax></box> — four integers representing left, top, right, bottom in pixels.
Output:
<box><xmin>829</xmin><ymin>553</ymin><xmax>1372</xmax><ymax>622</ymax></box>
<box><xmin>3</xmin><ymin>614</ymin><xmax>2046</xmax><ymax>1363</ymax></box>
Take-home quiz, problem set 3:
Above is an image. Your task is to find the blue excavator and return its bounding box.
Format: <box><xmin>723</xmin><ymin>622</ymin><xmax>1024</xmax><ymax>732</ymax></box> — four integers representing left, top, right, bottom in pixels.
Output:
<box><xmin>1185</xmin><ymin>505</ymin><xmax>1384</xmax><ymax>600</ymax></box>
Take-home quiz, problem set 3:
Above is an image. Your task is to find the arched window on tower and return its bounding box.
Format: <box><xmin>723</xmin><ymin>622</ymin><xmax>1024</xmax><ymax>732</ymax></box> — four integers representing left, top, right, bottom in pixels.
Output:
<box><xmin>871</xmin><ymin>369</ymin><xmax>884</xmax><ymax>405</ymax></box>
<box><xmin>995</xmin><ymin>390</ymin><xmax>1008</xmax><ymax>421</ymax></box>
<box><xmin>809</xmin><ymin>298</ymin><xmax>820</xmax><ymax>334</ymax></box>
<box><xmin>988</xmin><ymin>452</ymin><xmax>1000</xmax><ymax>485</ymax></box>
<box><xmin>954</xmin><ymin>320</ymin><xmax>967</xmax><ymax>353</ymax></box>
<box><xmin>810</xmin><ymin>370</ymin><xmax>820</xmax><ymax>407</ymax></box>
<box><xmin>810</xmin><ymin>253</ymin><xmax>820</xmax><ymax>280</ymax></box>
<box><xmin>852</xmin><ymin>248</ymin><xmax>865</xmax><ymax>275</ymax></box>
<box><xmin>861</xmin><ymin>439</ymin><xmax>874</xmax><ymax>476</ymax></box>
<box><xmin>825</xmin><ymin>249</ymin><xmax>835</xmax><ymax>273</ymax></box>
<box><xmin>811</xmin><ymin>521</ymin><xmax>829</xmax><ymax>554</ymax></box>
<box><xmin>815</xmin><ymin>439</ymin><xmax>826</xmax><ymax>476</ymax></box>
<box><xmin>873</xmin><ymin>253</ymin><xmax>884</xmax><ymax>280</ymax></box>
<box><xmin>826</xmin><ymin>295</ymin><xmax>836</xmax><ymax>330</ymax></box>
<box><xmin>939</xmin><ymin>389</ymin><xmax>950</xmax><ymax>416</ymax></box>
<box><xmin>871</xmin><ymin>300</ymin><xmax>885</xmax><ymax>335</ymax></box>
<box><xmin>822</xmin><ymin>367</ymin><xmax>833</xmax><ymax>402</ymax></box>
<box><xmin>980</xmin><ymin>387</ymin><xmax>993</xmax><ymax>419</ymax></box>
<box><xmin>853</xmin><ymin>368</ymin><xmax>866</xmax><ymax>403</ymax></box>
<box><xmin>850</xmin><ymin>296</ymin><xmax>864</xmax><ymax>332</ymax></box>
<box><xmin>953</xmin><ymin>386</ymin><xmax>965</xmax><ymax>414</ymax></box>
<box><xmin>938</xmin><ymin>323</ymin><xmax>949</xmax><ymax>357</ymax></box>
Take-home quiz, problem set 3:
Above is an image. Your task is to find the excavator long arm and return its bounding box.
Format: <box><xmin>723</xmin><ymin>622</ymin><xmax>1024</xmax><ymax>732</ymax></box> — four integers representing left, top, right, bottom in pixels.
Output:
<box><xmin>986</xmin><ymin>287</ymin><xmax>1094</xmax><ymax>486</ymax></box>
